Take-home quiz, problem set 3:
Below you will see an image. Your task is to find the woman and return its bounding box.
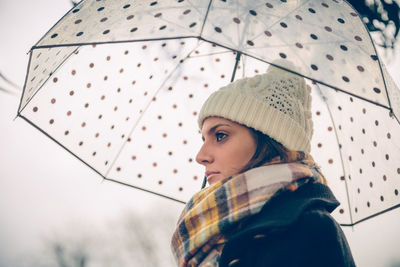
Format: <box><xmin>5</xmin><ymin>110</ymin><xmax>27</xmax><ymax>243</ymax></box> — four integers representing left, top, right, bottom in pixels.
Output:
<box><xmin>171</xmin><ymin>63</ymin><xmax>355</xmax><ymax>267</ymax></box>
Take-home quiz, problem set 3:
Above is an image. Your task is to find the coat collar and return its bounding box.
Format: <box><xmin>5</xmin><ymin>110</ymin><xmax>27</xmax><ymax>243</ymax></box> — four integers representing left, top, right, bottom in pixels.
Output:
<box><xmin>226</xmin><ymin>183</ymin><xmax>340</xmax><ymax>239</ymax></box>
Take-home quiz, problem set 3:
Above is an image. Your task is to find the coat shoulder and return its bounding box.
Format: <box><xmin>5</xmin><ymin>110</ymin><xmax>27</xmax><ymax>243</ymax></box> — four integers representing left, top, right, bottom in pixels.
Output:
<box><xmin>297</xmin><ymin>208</ymin><xmax>344</xmax><ymax>242</ymax></box>
<box><xmin>220</xmin><ymin>208</ymin><xmax>355</xmax><ymax>267</ymax></box>
<box><xmin>219</xmin><ymin>184</ymin><xmax>356</xmax><ymax>267</ymax></box>
<box><xmin>296</xmin><ymin>209</ymin><xmax>356</xmax><ymax>266</ymax></box>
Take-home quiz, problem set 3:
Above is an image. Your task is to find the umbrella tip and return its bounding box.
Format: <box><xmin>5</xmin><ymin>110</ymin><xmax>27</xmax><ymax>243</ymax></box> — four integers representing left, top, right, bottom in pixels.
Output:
<box><xmin>13</xmin><ymin>114</ymin><xmax>19</xmax><ymax>121</ymax></box>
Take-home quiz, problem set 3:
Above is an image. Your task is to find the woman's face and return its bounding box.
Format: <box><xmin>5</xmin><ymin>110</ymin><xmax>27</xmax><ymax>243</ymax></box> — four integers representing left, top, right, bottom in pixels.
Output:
<box><xmin>196</xmin><ymin>117</ymin><xmax>257</xmax><ymax>185</ymax></box>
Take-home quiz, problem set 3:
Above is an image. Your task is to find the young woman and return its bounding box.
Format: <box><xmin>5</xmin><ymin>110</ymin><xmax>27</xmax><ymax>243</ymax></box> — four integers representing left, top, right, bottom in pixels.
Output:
<box><xmin>171</xmin><ymin>63</ymin><xmax>355</xmax><ymax>267</ymax></box>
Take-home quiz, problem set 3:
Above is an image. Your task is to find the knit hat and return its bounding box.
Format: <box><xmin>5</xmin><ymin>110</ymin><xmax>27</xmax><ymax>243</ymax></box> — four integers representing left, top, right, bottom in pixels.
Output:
<box><xmin>198</xmin><ymin>62</ymin><xmax>313</xmax><ymax>153</ymax></box>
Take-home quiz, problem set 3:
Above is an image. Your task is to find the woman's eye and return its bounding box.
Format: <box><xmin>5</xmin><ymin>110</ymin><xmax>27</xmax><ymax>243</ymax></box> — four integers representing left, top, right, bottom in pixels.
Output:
<box><xmin>216</xmin><ymin>133</ymin><xmax>227</xmax><ymax>142</ymax></box>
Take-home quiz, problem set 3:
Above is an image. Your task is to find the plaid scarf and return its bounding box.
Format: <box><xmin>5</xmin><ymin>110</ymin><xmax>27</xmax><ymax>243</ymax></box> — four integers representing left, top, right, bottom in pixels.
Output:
<box><xmin>171</xmin><ymin>152</ymin><xmax>327</xmax><ymax>267</ymax></box>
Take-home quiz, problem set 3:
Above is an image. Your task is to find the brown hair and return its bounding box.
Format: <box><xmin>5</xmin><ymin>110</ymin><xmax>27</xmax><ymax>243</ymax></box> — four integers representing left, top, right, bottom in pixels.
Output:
<box><xmin>241</xmin><ymin>128</ymin><xmax>288</xmax><ymax>173</ymax></box>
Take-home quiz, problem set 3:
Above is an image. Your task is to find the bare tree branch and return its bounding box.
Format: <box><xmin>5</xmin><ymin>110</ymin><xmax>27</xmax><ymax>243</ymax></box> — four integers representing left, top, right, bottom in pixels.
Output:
<box><xmin>0</xmin><ymin>72</ymin><xmax>21</xmax><ymax>90</ymax></box>
<box><xmin>0</xmin><ymin>86</ymin><xmax>18</xmax><ymax>96</ymax></box>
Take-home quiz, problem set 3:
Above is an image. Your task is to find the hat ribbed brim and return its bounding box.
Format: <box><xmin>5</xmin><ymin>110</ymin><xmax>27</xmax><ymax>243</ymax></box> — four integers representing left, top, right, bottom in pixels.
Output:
<box><xmin>198</xmin><ymin>91</ymin><xmax>311</xmax><ymax>153</ymax></box>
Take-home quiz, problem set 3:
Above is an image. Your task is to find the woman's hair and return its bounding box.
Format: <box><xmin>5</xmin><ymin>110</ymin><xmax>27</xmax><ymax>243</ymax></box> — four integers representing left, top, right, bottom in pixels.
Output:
<box><xmin>241</xmin><ymin>128</ymin><xmax>288</xmax><ymax>173</ymax></box>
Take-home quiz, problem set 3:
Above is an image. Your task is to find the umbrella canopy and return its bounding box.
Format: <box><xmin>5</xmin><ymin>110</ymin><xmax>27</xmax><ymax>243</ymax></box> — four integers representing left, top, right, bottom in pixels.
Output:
<box><xmin>18</xmin><ymin>0</ymin><xmax>400</xmax><ymax>226</ymax></box>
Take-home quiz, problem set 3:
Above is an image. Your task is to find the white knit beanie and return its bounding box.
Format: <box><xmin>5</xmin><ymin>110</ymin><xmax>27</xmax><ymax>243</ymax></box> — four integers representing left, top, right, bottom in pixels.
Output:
<box><xmin>198</xmin><ymin>63</ymin><xmax>313</xmax><ymax>153</ymax></box>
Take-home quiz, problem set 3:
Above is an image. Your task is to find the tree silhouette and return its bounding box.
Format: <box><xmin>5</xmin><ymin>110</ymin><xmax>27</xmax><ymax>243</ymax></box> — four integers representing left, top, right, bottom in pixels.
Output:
<box><xmin>348</xmin><ymin>0</ymin><xmax>400</xmax><ymax>49</ymax></box>
<box><xmin>26</xmin><ymin>210</ymin><xmax>177</xmax><ymax>267</ymax></box>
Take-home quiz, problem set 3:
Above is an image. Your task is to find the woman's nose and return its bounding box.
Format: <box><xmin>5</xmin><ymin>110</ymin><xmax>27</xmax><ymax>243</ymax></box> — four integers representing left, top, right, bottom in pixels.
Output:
<box><xmin>196</xmin><ymin>143</ymin><xmax>213</xmax><ymax>165</ymax></box>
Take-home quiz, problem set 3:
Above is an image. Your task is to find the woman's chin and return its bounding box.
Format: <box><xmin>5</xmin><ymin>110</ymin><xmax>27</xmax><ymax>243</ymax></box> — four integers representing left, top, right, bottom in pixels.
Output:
<box><xmin>207</xmin><ymin>174</ymin><xmax>223</xmax><ymax>185</ymax></box>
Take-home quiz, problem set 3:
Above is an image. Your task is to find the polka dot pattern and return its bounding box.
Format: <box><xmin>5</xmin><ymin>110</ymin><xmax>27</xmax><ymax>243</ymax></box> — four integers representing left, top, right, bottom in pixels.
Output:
<box><xmin>20</xmin><ymin>0</ymin><xmax>400</xmax><ymax>225</ymax></box>
<box><xmin>37</xmin><ymin>0</ymin><xmax>206</xmax><ymax>47</ymax></box>
<box><xmin>109</xmin><ymin>41</ymin><xmax>241</xmax><ymax>200</ymax></box>
<box><xmin>317</xmin><ymin>83</ymin><xmax>400</xmax><ymax>224</ymax></box>
<box><xmin>24</xmin><ymin>0</ymin><xmax>398</xmax><ymax>117</ymax></box>
<box><xmin>201</xmin><ymin>0</ymin><xmax>393</xmax><ymax>109</ymax></box>
<box><xmin>22</xmin><ymin>39</ymin><xmax>206</xmax><ymax>201</ymax></box>
<box><xmin>21</xmin><ymin>46</ymin><xmax>77</xmax><ymax>110</ymax></box>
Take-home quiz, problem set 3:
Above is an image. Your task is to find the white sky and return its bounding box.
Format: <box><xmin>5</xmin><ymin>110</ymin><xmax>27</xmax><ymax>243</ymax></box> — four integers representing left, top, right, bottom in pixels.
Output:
<box><xmin>0</xmin><ymin>2</ymin><xmax>183</xmax><ymax>265</ymax></box>
<box><xmin>1</xmin><ymin>1</ymin><xmax>400</xmax><ymax>267</ymax></box>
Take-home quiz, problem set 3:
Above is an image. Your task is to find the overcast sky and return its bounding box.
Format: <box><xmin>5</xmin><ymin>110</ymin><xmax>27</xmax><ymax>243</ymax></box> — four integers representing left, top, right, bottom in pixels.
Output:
<box><xmin>0</xmin><ymin>2</ymin><xmax>183</xmax><ymax>265</ymax></box>
<box><xmin>1</xmin><ymin>1</ymin><xmax>400</xmax><ymax>267</ymax></box>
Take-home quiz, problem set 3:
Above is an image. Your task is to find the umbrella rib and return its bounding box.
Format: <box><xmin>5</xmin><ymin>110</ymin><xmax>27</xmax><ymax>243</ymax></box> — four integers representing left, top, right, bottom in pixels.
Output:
<box><xmin>305</xmin><ymin>80</ymin><xmax>390</xmax><ymax>110</ymax></box>
<box><xmin>143</xmin><ymin>2</ymin><xmax>206</xmax><ymax>36</ymax></box>
<box><xmin>230</xmin><ymin>52</ymin><xmax>242</xmax><ymax>82</ymax></box>
<box><xmin>209</xmin><ymin>1</ymin><xmax>279</xmax><ymax>46</ymax></box>
<box><xmin>34</xmin><ymin>1</ymin><xmax>204</xmax><ymax>50</ymax></box>
<box><xmin>205</xmin><ymin>1</ymin><xmax>274</xmax><ymax>49</ymax></box>
<box><xmin>30</xmin><ymin>1</ymin><xmax>84</xmax><ymax>51</ymax></box>
<box><xmin>18</xmin><ymin>46</ymin><xmax>80</xmax><ymax>115</ymax></box>
<box><xmin>237</xmin><ymin>0</ymin><xmax>375</xmax><ymax>76</ymax></box>
<box><xmin>19</xmin><ymin>0</ymin><xmax>399</xmax><ymax>223</ymax></box>
<box><xmin>18</xmin><ymin>114</ymin><xmax>188</xmax><ymax>204</ymax></box>
<box><xmin>235</xmin><ymin>47</ymin><xmax>392</xmax><ymax>110</ymax></box>
<box><xmin>366</xmin><ymin>37</ymin><xmax>393</xmax><ymax>113</ymax></box>
<box><xmin>104</xmin><ymin>41</ymin><xmax>202</xmax><ymax>178</ymax></box>
<box><xmin>344</xmin><ymin>0</ymin><xmax>393</xmax><ymax>111</ymax></box>
<box><xmin>103</xmin><ymin>178</ymin><xmax>186</xmax><ymax>204</ymax></box>
<box><xmin>245</xmin><ymin>0</ymin><xmax>371</xmax><ymax>59</ymax></box>
<box><xmin>229</xmin><ymin>40</ymin><xmax>357</xmax><ymax>50</ymax></box>
<box><xmin>392</xmin><ymin>112</ymin><xmax>400</xmax><ymax>125</ymax></box>
<box><xmin>18</xmin><ymin>114</ymin><xmax>187</xmax><ymax>204</ymax></box>
<box><xmin>185</xmin><ymin>36</ymin><xmax>392</xmax><ymax>109</ymax></box>
<box><xmin>199</xmin><ymin>0</ymin><xmax>213</xmax><ymax>37</ymax></box>
<box><xmin>248</xmin><ymin>0</ymin><xmax>309</xmax><ymax>42</ymax></box>
<box><xmin>32</xmin><ymin>36</ymin><xmax>200</xmax><ymax>50</ymax></box>
<box><xmin>17</xmin><ymin>114</ymin><xmax>107</xmax><ymax>181</ymax></box>
<box><xmin>199</xmin><ymin>36</ymin><xmax>392</xmax><ymax>109</ymax></box>
<box><xmin>315</xmin><ymin>84</ymin><xmax>354</xmax><ymax>225</ymax></box>
<box><xmin>340</xmin><ymin>203</ymin><xmax>400</xmax><ymax>227</ymax></box>
<box><xmin>17</xmin><ymin>51</ymin><xmax>33</xmax><ymax>114</ymax></box>
<box><xmin>188</xmin><ymin>51</ymin><xmax>235</xmax><ymax>58</ymax></box>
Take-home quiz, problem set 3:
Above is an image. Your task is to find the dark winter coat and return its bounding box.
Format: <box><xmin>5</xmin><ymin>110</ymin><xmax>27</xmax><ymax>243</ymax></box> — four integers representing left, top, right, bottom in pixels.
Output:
<box><xmin>218</xmin><ymin>183</ymin><xmax>356</xmax><ymax>267</ymax></box>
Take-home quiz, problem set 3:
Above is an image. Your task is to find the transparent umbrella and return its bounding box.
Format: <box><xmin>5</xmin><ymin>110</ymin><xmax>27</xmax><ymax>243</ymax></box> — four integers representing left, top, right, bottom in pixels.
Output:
<box><xmin>18</xmin><ymin>0</ymin><xmax>400</xmax><ymax>226</ymax></box>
